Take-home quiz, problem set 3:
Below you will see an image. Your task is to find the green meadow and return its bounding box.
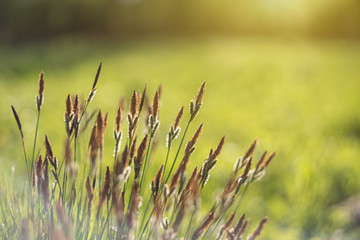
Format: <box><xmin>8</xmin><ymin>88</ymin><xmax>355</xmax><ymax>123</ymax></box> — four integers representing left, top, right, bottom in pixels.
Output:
<box><xmin>1</xmin><ymin>36</ymin><xmax>360</xmax><ymax>239</ymax></box>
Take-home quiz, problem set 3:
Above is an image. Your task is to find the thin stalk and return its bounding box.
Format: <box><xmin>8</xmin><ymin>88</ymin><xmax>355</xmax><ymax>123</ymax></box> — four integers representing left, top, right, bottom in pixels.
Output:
<box><xmin>169</xmin><ymin>198</ymin><xmax>178</xmax><ymax>225</ymax></box>
<box><xmin>31</xmin><ymin>111</ymin><xmax>40</xmax><ymax>174</ymax></box>
<box><xmin>204</xmin><ymin>184</ymin><xmax>249</xmax><ymax>240</ymax></box>
<box><xmin>184</xmin><ymin>209</ymin><xmax>196</xmax><ymax>239</ymax></box>
<box><xmin>137</xmin><ymin>194</ymin><xmax>153</xmax><ymax>237</ymax></box>
<box><xmin>202</xmin><ymin>213</ymin><xmax>224</xmax><ymax>240</ymax></box>
<box><xmin>139</xmin><ymin>138</ymin><xmax>152</xmax><ymax>193</ymax></box>
<box><xmin>139</xmin><ymin>208</ymin><xmax>154</xmax><ymax>240</ymax></box>
<box><xmin>161</xmin><ymin>146</ymin><xmax>171</xmax><ymax>188</ymax></box>
<box><xmin>99</xmin><ymin>203</ymin><xmax>113</xmax><ymax>240</ymax></box>
<box><xmin>113</xmin><ymin>138</ymin><xmax>120</xmax><ymax>170</ymax></box>
<box><xmin>20</xmin><ymin>137</ymin><xmax>31</xmax><ymax>219</ymax></box>
<box><xmin>165</xmin><ymin>120</ymin><xmax>191</xmax><ymax>184</ymax></box>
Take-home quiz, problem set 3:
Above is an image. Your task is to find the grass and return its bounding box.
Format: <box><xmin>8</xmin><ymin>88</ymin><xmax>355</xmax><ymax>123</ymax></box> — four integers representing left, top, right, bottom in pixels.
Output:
<box><xmin>1</xmin><ymin>36</ymin><xmax>360</xmax><ymax>239</ymax></box>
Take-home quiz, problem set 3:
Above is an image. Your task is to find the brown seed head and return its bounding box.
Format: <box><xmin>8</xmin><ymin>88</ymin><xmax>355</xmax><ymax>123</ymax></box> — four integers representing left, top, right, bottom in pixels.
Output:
<box><xmin>36</xmin><ymin>155</ymin><xmax>43</xmax><ymax>192</ymax></box>
<box><xmin>242</xmin><ymin>157</ymin><xmax>252</xmax><ymax>179</ymax></box>
<box><xmin>212</xmin><ymin>135</ymin><xmax>225</xmax><ymax>161</ymax></box>
<box><xmin>264</xmin><ymin>151</ymin><xmax>276</xmax><ymax>168</ymax></box>
<box><xmin>191</xmin><ymin>209</ymin><xmax>215</xmax><ymax>240</ymax></box>
<box><xmin>187</xmin><ymin>123</ymin><xmax>203</xmax><ymax>150</ymax></box>
<box><xmin>234</xmin><ymin>214</ymin><xmax>245</xmax><ymax>234</ymax></box>
<box><xmin>38</xmin><ymin>71</ymin><xmax>45</xmax><ymax>96</ymax></box>
<box><xmin>92</xmin><ymin>62</ymin><xmax>102</xmax><ymax>90</ymax></box>
<box><xmin>65</xmin><ymin>94</ymin><xmax>72</xmax><ymax>117</ymax></box>
<box><xmin>121</xmin><ymin>146</ymin><xmax>129</xmax><ymax>167</ymax></box>
<box><xmin>248</xmin><ymin>217</ymin><xmax>269</xmax><ymax>240</ymax></box>
<box><xmin>139</xmin><ymin>83</ymin><xmax>147</xmax><ymax>114</ymax></box>
<box><xmin>195</xmin><ymin>82</ymin><xmax>206</xmax><ymax>106</ymax></box>
<box><xmin>11</xmin><ymin>106</ymin><xmax>23</xmax><ymax>139</ymax></box>
<box><xmin>44</xmin><ymin>135</ymin><xmax>53</xmax><ymax>160</ymax></box>
<box><xmin>174</xmin><ymin>106</ymin><xmax>184</xmax><ymax>129</ymax></box>
<box><xmin>153</xmin><ymin>165</ymin><xmax>164</xmax><ymax>195</ymax></box>
<box><xmin>152</xmin><ymin>90</ymin><xmax>160</xmax><ymax>118</ymax></box>
<box><xmin>115</xmin><ymin>106</ymin><xmax>123</xmax><ymax>133</ymax></box>
<box><xmin>130</xmin><ymin>91</ymin><xmax>139</xmax><ymax>118</ymax></box>
<box><xmin>244</xmin><ymin>139</ymin><xmax>258</xmax><ymax>159</ymax></box>
<box><xmin>256</xmin><ymin>151</ymin><xmax>268</xmax><ymax>171</ymax></box>
<box><xmin>238</xmin><ymin>219</ymin><xmax>249</xmax><ymax>236</ymax></box>
<box><xmin>73</xmin><ymin>95</ymin><xmax>80</xmax><ymax>119</ymax></box>
<box><xmin>224</xmin><ymin>212</ymin><xmax>236</xmax><ymax>230</ymax></box>
<box><xmin>134</xmin><ymin>135</ymin><xmax>148</xmax><ymax>178</ymax></box>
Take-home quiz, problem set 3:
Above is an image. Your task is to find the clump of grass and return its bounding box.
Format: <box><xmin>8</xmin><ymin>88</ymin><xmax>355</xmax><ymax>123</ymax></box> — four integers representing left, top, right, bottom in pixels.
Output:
<box><xmin>5</xmin><ymin>63</ymin><xmax>275</xmax><ymax>240</ymax></box>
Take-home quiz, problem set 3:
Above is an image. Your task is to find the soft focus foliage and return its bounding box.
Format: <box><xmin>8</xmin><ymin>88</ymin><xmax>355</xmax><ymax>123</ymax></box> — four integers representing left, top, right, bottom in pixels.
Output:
<box><xmin>1</xmin><ymin>0</ymin><xmax>360</xmax><ymax>42</ymax></box>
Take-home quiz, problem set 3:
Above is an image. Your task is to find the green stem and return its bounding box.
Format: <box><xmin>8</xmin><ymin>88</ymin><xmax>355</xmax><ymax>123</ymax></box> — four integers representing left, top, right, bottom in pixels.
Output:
<box><xmin>31</xmin><ymin>110</ymin><xmax>40</xmax><ymax>173</ymax></box>
<box><xmin>139</xmin><ymin>138</ymin><xmax>153</xmax><ymax>193</ymax></box>
<box><xmin>137</xmin><ymin>194</ymin><xmax>153</xmax><ymax>237</ymax></box>
<box><xmin>165</xmin><ymin>120</ymin><xmax>191</xmax><ymax>184</ymax></box>
<box><xmin>184</xmin><ymin>209</ymin><xmax>195</xmax><ymax>239</ymax></box>
<box><xmin>161</xmin><ymin>146</ymin><xmax>171</xmax><ymax>188</ymax></box>
<box><xmin>99</xmin><ymin>203</ymin><xmax>113</xmax><ymax>240</ymax></box>
<box><xmin>139</xmin><ymin>207</ymin><xmax>154</xmax><ymax>240</ymax></box>
<box><xmin>202</xmin><ymin>213</ymin><xmax>224</xmax><ymax>240</ymax></box>
<box><xmin>169</xmin><ymin>198</ymin><xmax>178</xmax><ymax>225</ymax></box>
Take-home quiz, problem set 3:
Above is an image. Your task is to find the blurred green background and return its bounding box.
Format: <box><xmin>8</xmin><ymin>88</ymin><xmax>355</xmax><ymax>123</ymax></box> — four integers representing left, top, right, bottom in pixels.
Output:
<box><xmin>1</xmin><ymin>0</ymin><xmax>360</xmax><ymax>239</ymax></box>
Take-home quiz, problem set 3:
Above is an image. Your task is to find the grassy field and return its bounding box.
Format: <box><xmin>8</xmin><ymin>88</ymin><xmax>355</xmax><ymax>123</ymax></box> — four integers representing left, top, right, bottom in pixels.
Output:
<box><xmin>1</xmin><ymin>36</ymin><xmax>360</xmax><ymax>239</ymax></box>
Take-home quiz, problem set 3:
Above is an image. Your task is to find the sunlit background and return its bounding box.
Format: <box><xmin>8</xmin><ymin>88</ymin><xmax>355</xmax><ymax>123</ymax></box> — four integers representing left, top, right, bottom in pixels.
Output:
<box><xmin>1</xmin><ymin>0</ymin><xmax>360</xmax><ymax>239</ymax></box>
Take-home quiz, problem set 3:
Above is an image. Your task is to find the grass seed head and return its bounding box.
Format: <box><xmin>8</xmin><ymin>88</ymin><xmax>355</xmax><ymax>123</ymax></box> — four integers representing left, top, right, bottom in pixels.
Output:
<box><xmin>73</xmin><ymin>94</ymin><xmax>80</xmax><ymax>119</ymax></box>
<box><xmin>248</xmin><ymin>217</ymin><xmax>269</xmax><ymax>240</ymax></box>
<box><xmin>264</xmin><ymin>151</ymin><xmax>276</xmax><ymax>168</ymax></box>
<box><xmin>44</xmin><ymin>135</ymin><xmax>53</xmax><ymax>160</ymax></box>
<box><xmin>244</xmin><ymin>139</ymin><xmax>258</xmax><ymax>159</ymax></box>
<box><xmin>11</xmin><ymin>106</ymin><xmax>23</xmax><ymax>139</ymax></box>
<box><xmin>191</xmin><ymin>208</ymin><xmax>215</xmax><ymax>240</ymax></box>
<box><xmin>130</xmin><ymin>90</ymin><xmax>139</xmax><ymax>118</ymax></box>
<box><xmin>139</xmin><ymin>83</ymin><xmax>147</xmax><ymax>114</ymax></box>
<box><xmin>134</xmin><ymin>134</ymin><xmax>148</xmax><ymax>179</ymax></box>
<box><xmin>195</xmin><ymin>82</ymin><xmax>206</xmax><ymax>106</ymax></box>
<box><xmin>174</xmin><ymin>106</ymin><xmax>184</xmax><ymax>129</ymax></box>
<box><xmin>152</xmin><ymin>90</ymin><xmax>160</xmax><ymax>119</ymax></box>
<box><xmin>92</xmin><ymin>62</ymin><xmax>102</xmax><ymax>90</ymax></box>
